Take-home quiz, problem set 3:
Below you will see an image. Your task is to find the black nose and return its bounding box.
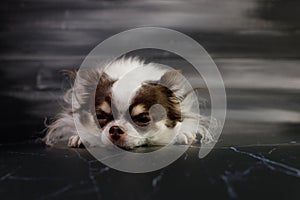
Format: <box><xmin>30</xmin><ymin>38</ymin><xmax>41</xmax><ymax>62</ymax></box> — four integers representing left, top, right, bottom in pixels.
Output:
<box><xmin>109</xmin><ymin>126</ymin><xmax>125</xmax><ymax>135</ymax></box>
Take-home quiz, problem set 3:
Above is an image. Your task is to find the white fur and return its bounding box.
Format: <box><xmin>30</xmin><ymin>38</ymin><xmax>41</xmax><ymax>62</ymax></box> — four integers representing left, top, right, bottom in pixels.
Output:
<box><xmin>111</xmin><ymin>62</ymin><xmax>169</xmax><ymax>112</ymax></box>
<box><xmin>44</xmin><ymin>57</ymin><xmax>216</xmax><ymax>148</ymax></box>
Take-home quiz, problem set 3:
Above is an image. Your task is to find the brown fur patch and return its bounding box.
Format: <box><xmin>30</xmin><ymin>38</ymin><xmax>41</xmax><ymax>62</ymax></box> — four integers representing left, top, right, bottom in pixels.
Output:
<box><xmin>95</xmin><ymin>73</ymin><xmax>115</xmax><ymax>127</ymax></box>
<box><xmin>95</xmin><ymin>73</ymin><xmax>115</xmax><ymax>106</ymax></box>
<box><xmin>130</xmin><ymin>83</ymin><xmax>181</xmax><ymax>128</ymax></box>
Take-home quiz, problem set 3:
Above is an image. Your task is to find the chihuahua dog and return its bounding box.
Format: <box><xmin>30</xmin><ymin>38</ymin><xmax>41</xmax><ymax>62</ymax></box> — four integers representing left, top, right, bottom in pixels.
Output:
<box><xmin>45</xmin><ymin>57</ymin><xmax>215</xmax><ymax>148</ymax></box>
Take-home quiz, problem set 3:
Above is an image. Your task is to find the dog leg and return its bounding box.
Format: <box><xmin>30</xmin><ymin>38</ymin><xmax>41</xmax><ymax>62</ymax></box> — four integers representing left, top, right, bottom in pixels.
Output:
<box><xmin>68</xmin><ymin>135</ymin><xmax>82</xmax><ymax>148</ymax></box>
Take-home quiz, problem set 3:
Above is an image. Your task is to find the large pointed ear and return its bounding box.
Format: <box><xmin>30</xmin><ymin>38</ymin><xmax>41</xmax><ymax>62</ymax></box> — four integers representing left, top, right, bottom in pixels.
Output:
<box><xmin>61</xmin><ymin>69</ymin><xmax>77</xmax><ymax>80</ymax></box>
<box><xmin>76</xmin><ymin>69</ymin><xmax>113</xmax><ymax>86</ymax></box>
<box><xmin>73</xmin><ymin>69</ymin><xmax>115</xmax><ymax>106</ymax></box>
<box><xmin>159</xmin><ymin>70</ymin><xmax>187</xmax><ymax>99</ymax></box>
<box><xmin>99</xmin><ymin>72</ymin><xmax>114</xmax><ymax>84</ymax></box>
<box><xmin>96</xmin><ymin>72</ymin><xmax>115</xmax><ymax>96</ymax></box>
<box><xmin>159</xmin><ymin>70</ymin><xmax>186</xmax><ymax>93</ymax></box>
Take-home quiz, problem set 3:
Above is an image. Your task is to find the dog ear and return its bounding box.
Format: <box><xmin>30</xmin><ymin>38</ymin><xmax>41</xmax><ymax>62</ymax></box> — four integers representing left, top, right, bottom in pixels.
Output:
<box><xmin>157</xmin><ymin>70</ymin><xmax>189</xmax><ymax>104</ymax></box>
<box><xmin>159</xmin><ymin>70</ymin><xmax>186</xmax><ymax>97</ymax></box>
<box><xmin>61</xmin><ymin>69</ymin><xmax>113</xmax><ymax>86</ymax></box>
<box><xmin>72</xmin><ymin>69</ymin><xmax>115</xmax><ymax>108</ymax></box>
<box><xmin>99</xmin><ymin>72</ymin><xmax>114</xmax><ymax>84</ymax></box>
<box><xmin>61</xmin><ymin>69</ymin><xmax>77</xmax><ymax>80</ymax></box>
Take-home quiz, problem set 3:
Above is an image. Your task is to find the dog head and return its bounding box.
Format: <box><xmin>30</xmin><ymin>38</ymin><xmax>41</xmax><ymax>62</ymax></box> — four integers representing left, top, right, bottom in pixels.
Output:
<box><xmin>74</xmin><ymin>58</ymin><xmax>194</xmax><ymax>149</ymax></box>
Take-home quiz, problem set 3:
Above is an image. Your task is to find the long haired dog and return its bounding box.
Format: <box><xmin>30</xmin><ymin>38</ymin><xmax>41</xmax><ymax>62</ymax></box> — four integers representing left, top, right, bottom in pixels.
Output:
<box><xmin>45</xmin><ymin>57</ymin><xmax>215</xmax><ymax>148</ymax></box>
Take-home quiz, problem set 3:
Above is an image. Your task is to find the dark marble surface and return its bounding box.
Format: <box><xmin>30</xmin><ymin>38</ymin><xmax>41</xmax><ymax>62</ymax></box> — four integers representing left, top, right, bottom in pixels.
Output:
<box><xmin>0</xmin><ymin>141</ymin><xmax>299</xmax><ymax>200</ymax></box>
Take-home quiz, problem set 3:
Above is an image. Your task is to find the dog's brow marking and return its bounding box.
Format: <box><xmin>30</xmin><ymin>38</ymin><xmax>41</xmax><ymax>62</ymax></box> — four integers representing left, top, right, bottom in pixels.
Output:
<box><xmin>131</xmin><ymin>104</ymin><xmax>146</xmax><ymax>117</ymax></box>
<box><xmin>99</xmin><ymin>101</ymin><xmax>111</xmax><ymax>114</ymax></box>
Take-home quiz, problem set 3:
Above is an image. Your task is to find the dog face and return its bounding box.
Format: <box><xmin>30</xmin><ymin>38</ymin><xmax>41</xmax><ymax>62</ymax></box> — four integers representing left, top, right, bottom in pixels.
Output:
<box><xmin>66</xmin><ymin>57</ymin><xmax>212</xmax><ymax>149</ymax></box>
<box><xmin>45</xmin><ymin>57</ymin><xmax>214</xmax><ymax>148</ymax></box>
<box><xmin>94</xmin><ymin>70</ymin><xmax>183</xmax><ymax>149</ymax></box>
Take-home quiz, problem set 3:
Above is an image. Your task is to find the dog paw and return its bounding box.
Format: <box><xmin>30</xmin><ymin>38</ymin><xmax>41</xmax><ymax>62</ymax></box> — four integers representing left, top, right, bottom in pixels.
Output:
<box><xmin>68</xmin><ymin>135</ymin><xmax>82</xmax><ymax>148</ymax></box>
<box><xmin>175</xmin><ymin>132</ymin><xmax>196</xmax><ymax>145</ymax></box>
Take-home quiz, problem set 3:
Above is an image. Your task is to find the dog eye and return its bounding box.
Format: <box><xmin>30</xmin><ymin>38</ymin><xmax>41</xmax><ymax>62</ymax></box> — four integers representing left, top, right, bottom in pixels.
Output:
<box><xmin>133</xmin><ymin>115</ymin><xmax>151</xmax><ymax>126</ymax></box>
<box><xmin>137</xmin><ymin>117</ymin><xmax>150</xmax><ymax>123</ymax></box>
<box><xmin>96</xmin><ymin>114</ymin><xmax>106</xmax><ymax>120</ymax></box>
<box><xmin>96</xmin><ymin>112</ymin><xmax>113</xmax><ymax>127</ymax></box>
